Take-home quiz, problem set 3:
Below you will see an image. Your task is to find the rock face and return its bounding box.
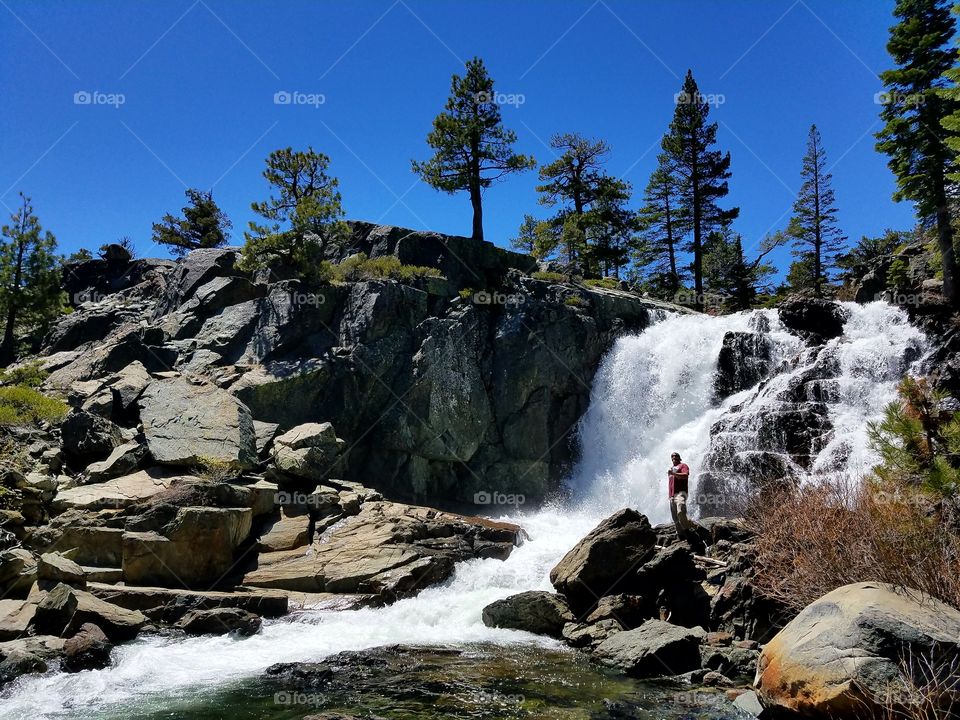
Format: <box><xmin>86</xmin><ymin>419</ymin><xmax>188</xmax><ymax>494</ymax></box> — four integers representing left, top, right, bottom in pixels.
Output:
<box><xmin>593</xmin><ymin>619</ymin><xmax>706</xmax><ymax>677</ymax></box>
<box><xmin>778</xmin><ymin>296</ymin><xmax>848</xmax><ymax>343</ymax></box>
<box><xmin>549</xmin><ymin>509</ymin><xmax>656</xmax><ymax>614</ymax></box>
<box><xmin>713</xmin><ymin>329</ymin><xmax>774</xmax><ymax>400</ymax></box>
<box><xmin>138</xmin><ymin>378</ymin><xmax>257</xmax><ymax>469</ymax></box>
<box><xmin>756</xmin><ymin>582</ymin><xmax>960</xmax><ymax>718</ymax></box>
<box><xmin>481</xmin><ymin>591</ymin><xmax>574</xmax><ymax>638</ymax></box>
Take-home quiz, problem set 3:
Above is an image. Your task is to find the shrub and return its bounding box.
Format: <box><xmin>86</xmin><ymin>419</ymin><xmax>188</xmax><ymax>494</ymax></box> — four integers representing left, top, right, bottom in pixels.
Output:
<box><xmin>458</xmin><ymin>287</ymin><xmax>475</xmax><ymax>301</ymax></box>
<box><xmin>745</xmin><ymin>478</ymin><xmax>960</xmax><ymax>613</ymax></box>
<box><xmin>564</xmin><ymin>295</ymin><xmax>585</xmax><ymax>307</ymax></box>
<box><xmin>0</xmin><ymin>386</ymin><xmax>68</xmax><ymax>426</ymax></box>
<box><xmin>193</xmin><ymin>457</ymin><xmax>240</xmax><ymax>483</ymax></box>
<box><xmin>0</xmin><ymin>361</ymin><xmax>49</xmax><ymax>388</ymax></box>
<box><xmin>532</xmin><ymin>270</ymin><xmax>568</xmax><ymax>283</ymax></box>
<box><xmin>329</xmin><ymin>253</ymin><xmax>444</xmax><ymax>284</ymax></box>
<box><xmin>584</xmin><ymin>277</ymin><xmax>619</xmax><ymax>290</ymax></box>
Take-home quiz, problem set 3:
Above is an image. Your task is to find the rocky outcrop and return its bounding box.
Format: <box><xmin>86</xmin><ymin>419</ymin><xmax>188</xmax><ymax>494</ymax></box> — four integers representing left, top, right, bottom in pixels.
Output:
<box><xmin>713</xmin><ymin>327</ymin><xmax>774</xmax><ymax>400</ymax></box>
<box><xmin>480</xmin><ymin>590</ymin><xmax>574</xmax><ymax>637</ymax></box>
<box><xmin>549</xmin><ymin>508</ymin><xmax>656</xmax><ymax>614</ymax></box>
<box><xmin>756</xmin><ymin>582</ymin><xmax>960</xmax><ymax>718</ymax></box>
<box><xmin>778</xmin><ymin>295</ymin><xmax>848</xmax><ymax>343</ymax></box>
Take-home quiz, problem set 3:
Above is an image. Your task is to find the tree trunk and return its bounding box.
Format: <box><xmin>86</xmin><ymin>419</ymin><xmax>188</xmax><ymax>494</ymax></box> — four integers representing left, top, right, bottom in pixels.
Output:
<box><xmin>691</xmin><ymin>157</ymin><xmax>703</xmax><ymax>312</ymax></box>
<box><xmin>0</xmin><ymin>238</ymin><xmax>25</xmax><ymax>366</ymax></box>
<box><xmin>934</xmin><ymin>174</ymin><xmax>958</xmax><ymax>306</ymax></box>
<box><xmin>470</xmin><ymin>181</ymin><xmax>483</xmax><ymax>242</ymax></box>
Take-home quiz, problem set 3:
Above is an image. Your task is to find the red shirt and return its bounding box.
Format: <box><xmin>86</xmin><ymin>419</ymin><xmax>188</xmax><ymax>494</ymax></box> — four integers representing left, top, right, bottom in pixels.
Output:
<box><xmin>669</xmin><ymin>463</ymin><xmax>690</xmax><ymax>497</ymax></box>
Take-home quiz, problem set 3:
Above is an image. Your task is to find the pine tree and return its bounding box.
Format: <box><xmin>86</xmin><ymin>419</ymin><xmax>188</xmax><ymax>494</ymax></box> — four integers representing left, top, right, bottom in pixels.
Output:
<box><xmin>0</xmin><ymin>194</ymin><xmax>65</xmax><ymax>363</ymax></box>
<box><xmin>661</xmin><ymin>70</ymin><xmax>739</xmax><ymax>311</ymax></box>
<box><xmin>412</xmin><ymin>58</ymin><xmax>535</xmax><ymax>242</ymax></box>
<box><xmin>511</xmin><ymin>214</ymin><xmax>540</xmax><ymax>255</ymax></box>
<box><xmin>241</xmin><ymin>147</ymin><xmax>348</xmax><ymax>275</ymax></box>
<box><xmin>787</xmin><ymin>125</ymin><xmax>846</xmax><ymax>297</ymax></box>
<box><xmin>877</xmin><ymin>0</ymin><xmax>959</xmax><ymax>305</ymax></box>
<box><xmin>638</xmin><ymin>152</ymin><xmax>690</xmax><ymax>296</ymax></box>
<box><xmin>153</xmin><ymin>189</ymin><xmax>231</xmax><ymax>257</ymax></box>
<box><xmin>586</xmin><ymin>177</ymin><xmax>636</xmax><ymax>277</ymax></box>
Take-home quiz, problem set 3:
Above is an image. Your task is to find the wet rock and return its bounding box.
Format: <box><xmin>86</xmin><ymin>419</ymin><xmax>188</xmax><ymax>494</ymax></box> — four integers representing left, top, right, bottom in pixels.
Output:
<box><xmin>175</xmin><ymin>607</ymin><xmax>262</xmax><ymax>636</ymax></box>
<box><xmin>0</xmin><ymin>648</ymin><xmax>48</xmax><ymax>685</ymax></box>
<box><xmin>756</xmin><ymin>581</ymin><xmax>960</xmax><ymax>718</ymax></box>
<box><xmin>138</xmin><ymin>377</ymin><xmax>257</xmax><ymax>469</ymax></box>
<box><xmin>714</xmin><ymin>330</ymin><xmax>773</xmax><ymax>400</ymax></box>
<box><xmin>549</xmin><ymin>509</ymin><xmax>656</xmax><ymax>615</ymax></box>
<box><xmin>593</xmin><ymin>619</ymin><xmax>705</xmax><ymax>678</ymax></box>
<box><xmin>562</xmin><ymin>618</ymin><xmax>623</xmax><ymax>648</ymax></box>
<box><xmin>481</xmin><ymin>590</ymin><xmax>574</xmax><ymax>637</ymax></box>
<box><xmin>778</xmin><ymin>295</ymin><xmax>848</xmax><ymax>342</ymax></box>
<box><xmin>62</xmin><ymin>622</ymin><xmax>112</xmax><ymax>672</ymax></box>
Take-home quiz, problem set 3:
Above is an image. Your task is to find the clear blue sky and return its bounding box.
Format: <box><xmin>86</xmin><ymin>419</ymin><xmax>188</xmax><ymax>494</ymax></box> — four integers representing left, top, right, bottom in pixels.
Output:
<box><xmin>2</xmin><ymin>0</ymin><xmax>917</xmax><ymax>274</ymax></box>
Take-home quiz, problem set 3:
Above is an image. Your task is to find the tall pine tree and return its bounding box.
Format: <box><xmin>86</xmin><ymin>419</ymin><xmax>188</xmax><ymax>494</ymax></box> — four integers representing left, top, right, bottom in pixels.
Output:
<box><xmin>638</xmin><ymin>152</ymin><xmax>689</xmax><ymax>297</ymax></box>
<box><xmin>152</xmin><ymin>189</ymin><xmax>231</xmax><ymax>257</ymax></box>
<box><xmin>413</xmin><ymin>58</ymin><xmax>535</xmax><ymax>241</ymax></box>
<box><xmin>876</xmin><ymin>0</ymin><xmax>959</xmax><ymax>305</ymax></box>
<box><xmin>787</xmin><ymin>125</ymin><xmax>846</xmax><ymax>297</ymax></box>
<box><xmin>662</xmin><ymin>70</ymin><xmax>739</xmax><ymax>311</ymax></box>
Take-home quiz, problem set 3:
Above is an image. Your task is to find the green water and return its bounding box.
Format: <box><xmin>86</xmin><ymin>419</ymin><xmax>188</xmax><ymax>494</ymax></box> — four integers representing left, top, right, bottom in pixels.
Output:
<box><xmin>93</xmin><ymin>644</ymin><xmax>746</xmax><ymax>720</ymax></box>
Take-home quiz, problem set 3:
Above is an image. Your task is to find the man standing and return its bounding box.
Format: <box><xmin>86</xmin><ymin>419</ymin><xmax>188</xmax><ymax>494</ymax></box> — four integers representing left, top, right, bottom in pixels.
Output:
<box><xmin>667</xmin><ymin>452</ymin><xmax>703</xmax><ymax>547</ymax></box>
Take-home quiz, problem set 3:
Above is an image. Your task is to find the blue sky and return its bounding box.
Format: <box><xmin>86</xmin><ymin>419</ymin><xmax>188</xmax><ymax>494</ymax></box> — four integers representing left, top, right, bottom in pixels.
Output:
<box><xmin>2</xmin><ymin>0</ymin><xmax>917</xmax><ymax>274</ymax></box>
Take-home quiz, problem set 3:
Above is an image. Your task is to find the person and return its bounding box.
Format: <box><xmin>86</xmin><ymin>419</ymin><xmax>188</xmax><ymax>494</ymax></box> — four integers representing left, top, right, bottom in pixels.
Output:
<box><xmin>667</xmin><ymin>452</ymin><xmax>705</xmax><ymax>549</ymax></box>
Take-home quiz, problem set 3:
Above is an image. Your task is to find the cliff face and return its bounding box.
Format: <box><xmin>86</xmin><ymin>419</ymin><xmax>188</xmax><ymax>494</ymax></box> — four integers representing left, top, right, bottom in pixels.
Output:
<box><xmin>41</xmin><ymin>224</ymin><xmax>680</xmax><ymax>504</ymax></box>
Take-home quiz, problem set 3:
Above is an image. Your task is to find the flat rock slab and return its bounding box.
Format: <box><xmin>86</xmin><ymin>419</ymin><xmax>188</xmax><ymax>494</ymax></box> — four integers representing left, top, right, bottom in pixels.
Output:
<box><xmin>0</xmin><ymin>600</ymin><xmax>38</xmax><ymax>641</ymax></box>
<box><xmin>52</xmin><ymin>467</ymin><xmax>190</xmax><ymax>511</ymax></box>
<box><xmin>87</xmin><ymin>582</ymin><xmax>288</xmax><ymax>617</ymax></box>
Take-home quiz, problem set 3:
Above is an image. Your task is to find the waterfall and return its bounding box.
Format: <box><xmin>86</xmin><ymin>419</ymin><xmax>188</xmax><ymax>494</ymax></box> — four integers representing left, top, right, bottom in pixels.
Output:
<box><xmin>0</xmin><ymin>301</ymin><xmax>929</xmax><ymax>719</ymax></box>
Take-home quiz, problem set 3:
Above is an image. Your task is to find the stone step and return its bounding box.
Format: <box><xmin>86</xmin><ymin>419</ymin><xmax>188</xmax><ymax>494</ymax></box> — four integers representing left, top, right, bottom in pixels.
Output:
<box><xmin>86</xmin><ymin>582</ymin><xmax>288</xmax><ymax>617</ymax></box>
<box><xmin>82</xmin><ymin>566</ymin><xmax>123</xmax><ymax>584</ymax></box>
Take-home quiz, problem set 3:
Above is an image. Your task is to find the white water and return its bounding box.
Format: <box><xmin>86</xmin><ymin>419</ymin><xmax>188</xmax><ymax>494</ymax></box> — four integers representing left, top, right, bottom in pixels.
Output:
<box><xmin>0</xmin><ymin>302</ymin><xmax>927</xmax><ymax>718</ymax></box>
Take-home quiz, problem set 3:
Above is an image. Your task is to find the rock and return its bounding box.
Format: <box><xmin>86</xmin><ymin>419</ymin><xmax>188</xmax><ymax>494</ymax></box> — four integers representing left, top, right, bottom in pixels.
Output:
<box><xmin>561</xmin><ymin>618</ymin><xmax>623</xmax><ymax>648</ymax></box>
<box><xmin>122</xmin><ymin>507</ymin><xmax>252</xmax><ymax>587</ymax></box>
<box><xmin>480</xmin><ymin>590</ymin><xmax>574</xmax><ymax>637</ymax></box>
<box><xmin>732</xmin><ymin>689</ymin><xmax>767</xmax><ymax>717</ymax></box>
<box><xmin>258</xmin><ymin>509</ymin><xmax>311</xmax><ymax>552</ymax></box>
<box><xmin>0</xmin><ymin>599</ymin><xmax>37</xmax><ymax>641</ymax></box>
<box><xmin>244</xmin><ymin>501</ymin><xmax>522</xmax><ymax>600</ymax></box>
<box><xmin>0</xmin><ymin>648</ymin><xmax>48</xmax><ymax>685</ymax></box>
<box><xmin>32</xmin><ymin>583</ymin><xmax>146</xmax><ymax>641</ymax></box>
<box><xmin>593</xmin><ymin>619</ymin><xmax>705</xmax><ymax>678</ymax></box>
<box><xmin>86</xmin><ymin>582</ymin><xmax>287</xmax><ymax>618</ymax></box>
<box><xmin>714</xmin><ymin>330</ymin><xmax>773</xmax><ymax>400</ymax></box>
<box><xmin>37</xmin><ymin>526</ymin><xmax>124</xmax><ymax>567</ymax></box>
<box><xmin>778</xmin><ymin>295</ymin><xmax>848</xmax><ymax>342</ymax></box>
<box><xmin>62</xmin><ymin>622</ymin><xmax>112</xmax><ymax>672</ymax></box>
<box><xmin>60</xmin><ymin>410</ymin><xmax>124</xmax><ymax>466</ymax></box>
<box><xmin>584</xmin><ymin>594</ymin><xmax>647</xmax><ymax>630</ymax></box>
<box><xmin>271</xmin><ymin>422</ymin><xmax>345</xmax><ymax>481</ymax></box>
<box><xmin>702</xmin><ymin>670</ymin><xmax>734</xmax><ymax>687</ymax></box>
<box><xmin>756</xmin><ymin>582</ymin><xmax>960</xmax><ymax>718</ymax></box>
<box><xmin>38</xmin><ymin>552</ymin><xmax>86</xmax><ymax>587</ymax></box>
<box><xmin>176</xmin><ymin>607</ymin><xmax>262</xmax><ymax>636</ymax></box>
<box><xmin>82</xmin><ymin>440</ymin><xmax>146</xmax><ymax>483</ymax></box>
<box><xmin>53</xmin><ymin>467</ymin><xmax>185</xmax><ymax>511</ymax></box>
<box><xmin>549</xmin><ymin>509</ymin><xmax>656</xmax><ymax>614</ymax></box>
<box><xmin>0</xmin><ymin>548</ymin><xmax>38</xmax><ymax>598</ymax></box>
<box><xmin>138</xmin><ymin>378</ymin><xmax>257</xmax><ymax>469</ymax></box>
<box><xmin>700</xmin><ymin>643</ymin><xmax>758</xmax><ymax>680</ymax></box>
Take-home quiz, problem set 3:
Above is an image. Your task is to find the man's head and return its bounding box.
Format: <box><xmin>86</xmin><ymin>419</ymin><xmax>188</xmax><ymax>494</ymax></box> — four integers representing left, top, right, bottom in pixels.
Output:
<box><xmin>671</xmin><ymin>452</ymin><xmax>681</xmax><ymax>465</ymax></box>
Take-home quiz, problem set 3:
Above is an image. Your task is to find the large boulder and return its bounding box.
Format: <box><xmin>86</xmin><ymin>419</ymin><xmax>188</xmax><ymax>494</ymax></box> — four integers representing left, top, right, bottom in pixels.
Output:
<box><xmin>62</xmin><ymin>622</ymin><xmax>112</xmax><ymax>672</ymax></box>
<box><xmin>756</xmin><ymin>582</ymin><xmax>960</xmax><ymax>718</ymax></box>
<box><xmin>549</xmin><ymin>509</ymin><xmax>656</xmax><ymax>614</ymax></box>
<box><xmin>271</xmin><ymin>422</ymin><xmax>345</xmax><ymax>481</ymax></box>
<box><xmin>37</xmin><ymin>552</ymin><xmax>86</xmax><ymax>587</ymax></box>
<box><xmin>593</xmin><ymin>619</ymin><xmax>706</xmax><ymax>677</ymax></box>
<box><xmin>481</xmin><ymin>590</ymin><xmax>574</xmax><ymax>638</ymax></box>
<box><xmin>778</xmin><ymin>296</ymin><xmax>848</xmax><ymax>342</ymax></box>
<box><xmin>32</xmin><ymin>583</ymin><xmax>146</xmax><ymax>641</ymax></box>
<box><xmin>60</xmin><ymin>410</ymin><xmax>125</xmax><ymax>467</ymax></box>
<box><xmin>176</xmin><ymin>607</ymin><xmax>262</xmax><ymax>636</ymax></box>
<box><xmin>138</xmin><ymin>377</ymin><xmax>257</xmax><ymax>469</ymax></box>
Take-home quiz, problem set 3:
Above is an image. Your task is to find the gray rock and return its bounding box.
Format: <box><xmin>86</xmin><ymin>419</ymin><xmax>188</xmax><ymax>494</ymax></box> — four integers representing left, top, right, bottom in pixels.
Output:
<box><xmin>176</xmin><ymin>607</ymin><xmax>262</xmax><ymax>636</ymax></box>
<box><xmin>0</xmin><ymin>548</ymin><xmax>38</xmax><ymax>599</ymax></box>
<box><xmin>138</xmin><ymin>378</ymin><xmax>257</xmax><ymax>469</ymax></box>
<box><xmin>38</xmin><ymin>552</ymin><xmax>86</xmax><ymax>587</ymax></box>
<box><xmin>481</xmin><ymin>590</ymin><xmax>574</xmax><ymax>638</ymax></box>
<box><xmin>271</xmin><ymin>422</ymin><xmax>344</xmax><ymax>480</ymax></box>
<box><xmin>82</xmin><ymin>440</ymin><xmax>146</xmax><ymax>483</ymax></box>
<box><xmin>756</xmin><ymin>582</ymin><xmax>960</xmax><ymax>718</ymax></box>
<box><xmin>62</xmin><ymin>622</ymin><xmax>112</xmax><ymax>672</ymax></box>
<box><xmin>32</xmin><ymin>582</ymin><xmax>146</xmax><ymax>641</ymax></box>
<box><xmin>61</xmin><ymin>410</ymin><xmax>124</xmax><ymax>466</ymax></box>
<box><xmin>593</xmin><ymin>619</ymin><xmax>705</xmax><ymax>677</ymax></box>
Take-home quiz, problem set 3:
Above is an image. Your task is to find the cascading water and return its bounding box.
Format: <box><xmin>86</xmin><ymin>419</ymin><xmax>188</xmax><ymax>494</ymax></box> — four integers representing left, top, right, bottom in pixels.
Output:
<box><xmin>0</xmin><ymin>301</ymin><xmax>928</xmax><ymax>719</ymax></box>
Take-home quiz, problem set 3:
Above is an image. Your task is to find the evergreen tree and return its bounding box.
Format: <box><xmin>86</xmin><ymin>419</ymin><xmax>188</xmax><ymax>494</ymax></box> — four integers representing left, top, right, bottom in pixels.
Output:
<box><xmin>786</xmin><ymin>125</ymin><xmax>846</xmax><ymax>297</ymax></box>
<box><xmin>637</xmin><ymin>152</ymin><xmax>690</xmax><ymax>296</ymax></box>
<box><xmin>0</xmin><ymin>194</ymin><xmax>65</xmax><ymax>363</ymax></box>
<box><xmin>412</xmin><ymin>57</ymin><xmax>534</xmax><ymax>242</ymax></box>
<box><xmin>66</xmin><ymin>248</ymin><xmax>93</xmax><ymax>263</ymax></box>
<box><xmin>511</xmin><ymin>214</ymin><xmax>540</xmax><ymax>255</ymax></box>
<box><xmin>703</xmin><ymin>229</ymin><xmax>779</xmax><ymax>311</ymax></box>
<box><xmin>586</xmin><ymin>177</ymin><xmax>636</xmax><ymax>278</ymax></box>
<box><xmin>661</xmin><ymin>70</ymin><xmax>739</xmax><ymax>311</ymax></box>
<box><xmin>876</xmin><ymin>0</ymin><xmax>959</xmax><ymax>305</ymax></box>
<box><xmin>153</xmin><ymin>189</ymin><xmax>231</xmax><ymax>257</ymax></box>
<box><xmin>241</xmin><ymin>147</ymin><xmax>348</xmax><ymax>274</ymax></box>
<box><xmin>836</xmin><ymin>229</ymin><xmax>907</xmax><ymax>284</ymax></box>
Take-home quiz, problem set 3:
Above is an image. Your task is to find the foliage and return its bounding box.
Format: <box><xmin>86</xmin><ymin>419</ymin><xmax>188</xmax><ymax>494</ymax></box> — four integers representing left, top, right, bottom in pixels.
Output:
<box><xmin>836</xmin><ymin>229</ymin><xmax>908</xmax><ymax>282</ymax></box>
<box><xmin>0</xmin><ymin>385</ymin><xmax>68</xmax><ymax>426</ymax></box>
<box><xmin>458</xmin><ymin>287</ymin><xmax>475</xmax><ymax>301</ymax></box>
<box><xmin>877</xmin><ymin>0</ymin><xmax>959</xmax><ymax>304</ymax></box>
<box><xmin>787</xmin><ymin>125</ymin><xmax>847</xmax><ymax>297</ymax></box>
<box><xmin>412</xmin><ymin>57</ymin><xmax>534</xmax><ymax>241</ymax></box>
<box><xmin>153</xmin><ymin>188</ymin><xmax>232</xmax><ymax>257</ymax></box>
<box><xmin>584</xmin><ymin>277</ymin><xmax>619</xmax><ymax>289</ymax></box>
<box><xmin>0</xmin><ymin>193</ymin><xmax>67</xmax><ymax>364</ymax></box>
<box><xmin>531</xmin><ymin>270</ymin><xmax>568</xmax><ymax>283</ymax></box>
<box><xmin>0</xmin><ymin>361</ymin><xmax>48</xmax><ymax>388</ymax></box>
<box><xmin>661</xmin><ymin>70</ymin><xmax>739</xmax><ymax>310</ymax></box>
<box><xmin>66</xmin><ymin>248</ymin><xmax>93</xmax><ymax>263</ymax></box>
<box><xmin>887</xmin><ymin>256</ymin><xmax>912</xmax><ymax>289</ymax></box>
<box><xmin>511</xmin><ymin>214</ymin><xmax>540</xmax><ymax>255</ymax></box>
<box><xmin>637</xmin><ymin>153</ymin><xmax>690</xmax><ymax>296</ymax></box>
<box><xmin>324</xmin><ymin>253</ymin><xmax>444</xmax><ymax>284</ymax></box>
<box><xmin>241</xmin><ymin>147</ymin><xmax>349</xmax><ymax>276</ymax></box>
<box><xmin>868</xmin><ymin>376</ymin><xmax>960</xmax><ymax>497</ymax></box>
<box><xmin>193</xmin><ymin>457</ymin><xmax>240</xmax><ymax>483</ymax></box>
<box><xmin>563</xmin><ymin>295</ymin><xmax>585</xmax><ymax>307</ymax></box>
